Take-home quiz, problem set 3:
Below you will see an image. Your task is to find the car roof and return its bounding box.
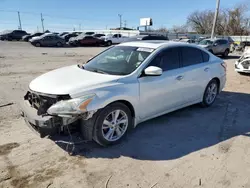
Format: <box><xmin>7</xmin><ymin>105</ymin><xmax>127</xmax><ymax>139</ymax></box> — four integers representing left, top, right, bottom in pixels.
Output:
<box><xmin>118</xmin><ymin>40</ymin><xmax>199</xmax><ymax>49</ymax></box>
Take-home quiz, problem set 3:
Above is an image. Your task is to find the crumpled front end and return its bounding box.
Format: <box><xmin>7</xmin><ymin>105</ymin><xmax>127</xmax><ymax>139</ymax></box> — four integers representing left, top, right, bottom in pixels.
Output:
<box><xmin>235</xmin><ymin>54</ymin><xmax>250</xmax><ymax>73</ymax></box>
<box><xmin>20</xmin><ymin>91</ymin><xmax>95</xmax><ymax>138</ymax></box>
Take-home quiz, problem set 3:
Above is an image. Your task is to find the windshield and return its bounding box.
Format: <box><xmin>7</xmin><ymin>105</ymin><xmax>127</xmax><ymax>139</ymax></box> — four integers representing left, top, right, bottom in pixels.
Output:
<box><xmin>199</xmin><ymin>39</ymin><xmax>213</xmax><ymax>45</ymax></box>
<box><xmin>83</xmin><ymin>46</ymin><xmax>153</xmax><ymax>75</ymax></box>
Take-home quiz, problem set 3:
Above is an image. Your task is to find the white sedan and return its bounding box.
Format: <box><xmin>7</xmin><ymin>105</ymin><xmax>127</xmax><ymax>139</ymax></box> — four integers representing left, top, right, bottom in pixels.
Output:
<box><xmin>21</xmin><ymin>41</ymin><xmax>226</xmax><ymax>146</ymax></box>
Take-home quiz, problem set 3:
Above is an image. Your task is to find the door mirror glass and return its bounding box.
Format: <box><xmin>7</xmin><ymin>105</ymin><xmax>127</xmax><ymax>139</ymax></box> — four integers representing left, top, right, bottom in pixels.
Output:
<box><xmin>144</xmin><ymin>66</ymin><xmax>162</xmax><ymax>76</ymax></box>
<box><xmin>213</xmin><ymin>43</ymin><xmax>218</xmax><ymax>46</ymax></box>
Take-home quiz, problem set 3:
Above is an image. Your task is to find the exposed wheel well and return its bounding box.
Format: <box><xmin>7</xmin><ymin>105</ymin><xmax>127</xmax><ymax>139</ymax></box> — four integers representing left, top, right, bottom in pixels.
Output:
<box><xmin>108</xmin><ymin>100</ymin><xmax>135</xmax><ymax>118</ymax></box>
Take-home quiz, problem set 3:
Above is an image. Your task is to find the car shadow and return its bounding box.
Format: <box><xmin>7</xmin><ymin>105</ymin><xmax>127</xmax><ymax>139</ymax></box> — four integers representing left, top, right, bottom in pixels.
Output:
<box><xmin>52</xmin><ymin>91</ymin><xmax>250</xmax><ymax>160</ymax></box>
<box><xmin>221</xmin><ymin>55</ymin><xmax>240</xmax><ymax>60</ymax></box>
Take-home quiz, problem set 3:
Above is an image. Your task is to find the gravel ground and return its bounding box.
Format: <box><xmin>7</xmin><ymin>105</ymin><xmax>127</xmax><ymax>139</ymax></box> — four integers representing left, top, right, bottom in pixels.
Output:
<box><xmin>0</xmin><ymin>41</ymin><xmax>250</xmax><ymax>188</ymax></box>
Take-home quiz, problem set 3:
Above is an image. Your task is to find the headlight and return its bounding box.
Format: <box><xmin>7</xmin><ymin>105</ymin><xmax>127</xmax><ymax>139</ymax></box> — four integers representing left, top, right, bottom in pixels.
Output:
<box><xmin>47</xmin><ymin>94</ymin><xmax>95</xmax><ymax>115</ymax></box>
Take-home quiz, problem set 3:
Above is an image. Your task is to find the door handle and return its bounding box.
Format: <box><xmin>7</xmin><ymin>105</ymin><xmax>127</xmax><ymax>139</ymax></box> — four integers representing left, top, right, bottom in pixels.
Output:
<box><xmin>204</xmin><ymin>67</ymin><xmax>210</xmax><ymax>72</ymax></box>
<box><xmin>176</xmin><ymin>75</ymin><xmax>184</xmax><ymax>81</ymax></box>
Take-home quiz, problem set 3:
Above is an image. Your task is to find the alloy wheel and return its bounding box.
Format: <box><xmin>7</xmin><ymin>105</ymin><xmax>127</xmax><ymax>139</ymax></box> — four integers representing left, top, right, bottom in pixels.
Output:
<box><xmin>102</xmin><ymin>109</ymin><xmax>128</xmax><ymax>142</ymax></box>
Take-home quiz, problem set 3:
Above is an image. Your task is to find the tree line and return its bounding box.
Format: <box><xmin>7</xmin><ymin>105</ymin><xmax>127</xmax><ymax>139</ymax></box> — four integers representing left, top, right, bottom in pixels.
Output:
<box><xmin>151</xmin><ymin>4</ymin><xmax>249</xmax><ymax>36</ymax></box>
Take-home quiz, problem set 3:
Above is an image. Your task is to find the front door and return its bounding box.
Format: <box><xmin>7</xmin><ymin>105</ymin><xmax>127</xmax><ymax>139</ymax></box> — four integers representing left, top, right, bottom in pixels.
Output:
<box><xmin>138</xmin><ymin>47</ymin><xmax>186</xmax><ymax>119</ymax></box>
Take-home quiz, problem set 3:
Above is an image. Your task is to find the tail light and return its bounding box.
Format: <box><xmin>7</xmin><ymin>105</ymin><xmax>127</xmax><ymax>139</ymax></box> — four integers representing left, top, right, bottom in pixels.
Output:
<box><xmin>221</xmin><ymin>62</ymin><xmax>227</xmax><ymax>72</ymax></box>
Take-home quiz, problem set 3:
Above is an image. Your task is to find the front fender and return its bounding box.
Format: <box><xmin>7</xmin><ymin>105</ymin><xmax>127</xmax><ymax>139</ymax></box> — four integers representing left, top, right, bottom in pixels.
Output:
<box><xmin>85</xmin><ymin>82</ymin><xmax>139</xmax><ymax>116</ymax></box>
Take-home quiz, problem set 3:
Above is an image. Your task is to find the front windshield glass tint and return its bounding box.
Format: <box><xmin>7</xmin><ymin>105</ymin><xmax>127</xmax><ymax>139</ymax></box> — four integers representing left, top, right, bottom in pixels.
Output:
<box><xmin>199</xmin><ymin>40</ymin><xmax>213</xmax><ymax>45</ymax></box>
<box><xmin>83</xmin><ymin>46</ymin><xmax>153</xmax><ymax>75</ymax></box>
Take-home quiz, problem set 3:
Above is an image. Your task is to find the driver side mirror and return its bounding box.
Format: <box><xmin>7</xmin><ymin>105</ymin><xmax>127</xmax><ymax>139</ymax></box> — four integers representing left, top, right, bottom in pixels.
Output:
<box><xmin>213</xmin><ymin>43</ymin><xmax>218</xmax><ymax>46</ymax></box>
<box><xmin>144</xmin><ymin>66</ymin><xmax>162</xmax><ymax>76</ymax></box>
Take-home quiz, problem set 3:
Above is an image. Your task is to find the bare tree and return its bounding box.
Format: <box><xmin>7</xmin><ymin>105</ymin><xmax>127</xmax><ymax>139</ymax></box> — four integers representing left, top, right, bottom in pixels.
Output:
<box><xmin>187</xmin><ymin>3</ymin><xmax>249</xmax><ymax>35</ymax></box>
<box><xmin>170</xmin><ymin>24</ymin><xmax>188</xmax><ymax>33</ymax></box>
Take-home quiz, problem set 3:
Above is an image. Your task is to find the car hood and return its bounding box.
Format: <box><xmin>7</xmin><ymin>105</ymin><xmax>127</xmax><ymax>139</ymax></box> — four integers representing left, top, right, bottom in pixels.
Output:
<box><xmin>29</xmin><ymin>65</ymin><xmax>120</xmax><ymax>96</ymax></box>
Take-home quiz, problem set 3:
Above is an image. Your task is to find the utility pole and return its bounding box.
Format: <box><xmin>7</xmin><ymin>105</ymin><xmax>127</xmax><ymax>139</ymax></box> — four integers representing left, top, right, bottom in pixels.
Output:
<box><xmin>118</xmin><ymin>14</ymin><xmax>122</xmax><ymax>29</ymax></box>
<box><xmin>41</xmin><ymin>13</ymin><xmax>45</xmax><ymax>32</ymax></box>
<box><xmin>17</xmin><ymin>11</ymin><xmax>22</xmax><ymax>30</ymax></box>
<box><xmin>124</xmin><ymin>20</ymin><xmax>127</xmax><ymax>28</ymax></box>
<box><xmin>211</xmin><ymin>0</ymin><xmax>220</xmax><ymax>39</ymax></box>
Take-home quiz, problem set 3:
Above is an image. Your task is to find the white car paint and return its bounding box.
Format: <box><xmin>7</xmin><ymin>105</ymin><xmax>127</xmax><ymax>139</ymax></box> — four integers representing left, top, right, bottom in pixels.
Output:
<box><xmin>235</xmin><ymin>49</ymin><xmax>250</xmax><ymax>73</ymax></box>
<box><xmin>101</xmin><ymin>34</ymin><xmax>129</xmax><ymax>44</ymax></box>
<box><xmin>28</xmin><ymin>41</ymin><xmax>226</xmax><ymax>126</ymax></box>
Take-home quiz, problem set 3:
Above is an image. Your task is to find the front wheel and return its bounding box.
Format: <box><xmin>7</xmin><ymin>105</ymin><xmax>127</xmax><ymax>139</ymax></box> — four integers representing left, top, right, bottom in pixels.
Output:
<box><xmin>93</xmin><ymin>103</ymin><xmax>132</xmax><ymax>146</ymax></box>
<box><xmin>106</xmin><ymin>41</ymin><xmax>112</xmax><ymax>46</ymax></box>
<box><xmin>201</xmin><ymin>79</ymin><xmax>219</xmax><ymax>107</ymax></box>
<box><xmin>56</xmin><ymin>42</ymin><xmax>62</xmax><ymax>47</ymax></box>
<box><xmin>35</xmin><ymin>42</ymin><xmax>41</xmax><ymax>47</ymax></box>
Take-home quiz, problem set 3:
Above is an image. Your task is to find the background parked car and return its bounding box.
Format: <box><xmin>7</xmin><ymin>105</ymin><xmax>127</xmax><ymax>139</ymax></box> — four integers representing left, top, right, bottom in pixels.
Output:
<box><xmin>101</xmin><ymin>34</ymin><xmax>129</xmax><ymax>46</ymax></box>
<box><xmin>0</xmin><ymin>30</ymin><xmax>28</xmax><ymax>41</ymax></box>
<box><xmin>92</xmin><ymin>34</ymin><xmax>105</xmax><ymax>38</ymax></box>
<box><xmin>22</xmin><ymin>32</ymin><xmax>44</xmax><ymax>42</ymax></box>
<box><xmin>78</xmin><ymin>35</ymin><xmax>104</xmax><ymax>46</ymax></box>
<box><xmin>62</xmin><ymin>32</ymin><xmax>81</xmax><ymax>42</ymax></box>
<box><xmin>198</xmin><ymin>38</ymin><xmax>230</xmax><ymax>57</ymax></box>
<box><xmin>179</xmin><ymin>38</ymin><xmax>195</xmax><ymax>43</ymax></box>
<box><xmin>58</xmin><ymin>32</ymin><xmax>69</xmax><ymax>36</ymax></box>
<box><xmin>30</xmin><ymin>33</ymin><xmax>65</xmax><ymax>47</ymax></box>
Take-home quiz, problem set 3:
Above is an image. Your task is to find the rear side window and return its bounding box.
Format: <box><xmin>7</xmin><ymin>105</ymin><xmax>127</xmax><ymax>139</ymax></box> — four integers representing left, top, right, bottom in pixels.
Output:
<box><xmin>181</xmin><ymin>47</ymin><xmax>203</xmax><ymax>67</ymax></box>
<box><xmin>201</xmin><ymin>51</ymin><xmax>210</xmax><ymax>62</ymax></box>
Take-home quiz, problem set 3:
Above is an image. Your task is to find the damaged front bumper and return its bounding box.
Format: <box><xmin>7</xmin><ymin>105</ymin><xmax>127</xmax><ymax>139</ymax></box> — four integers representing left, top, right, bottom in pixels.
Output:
<box><xmin>20</xmin><ymin>100</ymin><xmax>79</xmax><ymax>138</ymax></box>
<box><xmin>235</xmin><ymin>62</ymin><xmax>250</xmax><ymax>73</ymax></box>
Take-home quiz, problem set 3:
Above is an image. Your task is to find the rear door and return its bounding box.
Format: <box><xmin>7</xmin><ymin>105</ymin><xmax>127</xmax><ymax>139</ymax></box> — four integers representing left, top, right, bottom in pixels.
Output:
<box><xmin>180</xmin><ymin>47</ymin><xmax>211</xmax><ymax>103</ymax></box>
<box><xmin>138</xmin><ymin>47</ymin><xmax>186</xmax><ymax>119</ymax></box>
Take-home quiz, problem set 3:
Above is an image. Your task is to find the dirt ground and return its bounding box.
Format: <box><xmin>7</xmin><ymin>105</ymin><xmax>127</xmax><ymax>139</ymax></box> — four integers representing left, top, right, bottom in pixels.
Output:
<box><xmin>0</xmin><ymin>41</ymin><xmax>250</xmax><ymax>188</ymax></box>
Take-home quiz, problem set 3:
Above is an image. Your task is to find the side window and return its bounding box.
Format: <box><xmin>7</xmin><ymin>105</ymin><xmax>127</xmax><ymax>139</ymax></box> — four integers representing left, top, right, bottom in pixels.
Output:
<box><xmin>118</xmin><ymin>34</ymin><xmax>122</xmax><ymax>38</ymax></box>
<box><xmin>148</xmin><ymin>55</ymin><xmax>162</xmax><ymax>68</ymax></box>
<box><xmin>113</xmin><ymin>34</ymin><xmax>118</xmax><ymax>38</ymax></box>
<box><xmin>147</xmin><ymin>48</ymin><xmax>180</xmax><ymax>71</ymax></box>
<box><xmin>181</xmin><ymin>47</ymin><xmax>203</xmax><ymax>67</ymax></box>
<box><xmin>201</xmin><ymin>51</ymin><xmax>210</xmax><ymax>62</ymax></box>
<box><xmin>161</xmin><ymin>48</ymin><xmax>180</xmax><ymax>71</ymax></box>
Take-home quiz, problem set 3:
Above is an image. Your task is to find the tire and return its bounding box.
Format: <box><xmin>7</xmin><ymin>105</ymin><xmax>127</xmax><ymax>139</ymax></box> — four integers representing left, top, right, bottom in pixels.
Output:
<box><xmin>223</xmin><ymin>49</ymin><xmax>229</xmax><ymax>57</ymax></box>
<box><xmin>35</xmin><ymin>42</ymin><xmax>41</xmax><ymax>47</ymax></box>
<box><xmin>7</xmin><ymin>37</ymin><xmax>12</xmax><ymax>41</ymax></box>
<box><xmin>56</xmin><ymin>42</ymin><xmax>62</xmax><ymax>47</ymax></box>
<box><xmin>93</xmin><ymin>102</ymin><xmax>133</xmax><ymax>146</ymax></box>
<box><xmin>208</xmin><ymin>49</ymin><xmax>213</xmax><ymax>54</ymax></box>
<box><xmin>201</xmin><ymin>79</ymin><xmax>219</xmax><ymax>107</ymax></box>
<box><xmin>106</xmin><ymin>41</ymin><xmax>112</xmax><ymax>46</ymax></box>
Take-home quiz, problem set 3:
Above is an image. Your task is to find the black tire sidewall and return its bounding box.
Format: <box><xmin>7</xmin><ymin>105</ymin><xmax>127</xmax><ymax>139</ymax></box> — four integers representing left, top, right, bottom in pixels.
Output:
<box><xmin>224</xmin><ymin>49</ymin><xmax>229</xmax><ymax>57</ymax></box>
<box><xmin>93</xmin><ymin>103</ymin><xmax>132</xmax><ymax>146</ymax></box>
<box><xmin>57</xmin><ymin>42</ymin><xmax>62</xmax><ymax>47</ymax></box>
<box><xmin>201</xmin><ymin>79</ymin><xmax>219</xmax><ymax>107</ymax></box>
<box><xmin>35</xmin><ymin>42</ymin><xmax>41</xmax><ymax>47</ymax></box>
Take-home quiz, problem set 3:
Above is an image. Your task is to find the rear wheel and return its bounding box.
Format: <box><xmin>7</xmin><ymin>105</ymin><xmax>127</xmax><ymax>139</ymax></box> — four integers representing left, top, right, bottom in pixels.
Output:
<box><xmin>223</xmin><ymin>49</ymin><xmax>229</xmax><ymax>57</ymax></box>
<box><xmin>93</xmin><ymin>103</ymin><xmax>132</xmax><ymax>146</ymax></box>
<box><xmin>201</xmin><ymin>79</ymin><xmax>219</xmax><ymax>107</ymax></box>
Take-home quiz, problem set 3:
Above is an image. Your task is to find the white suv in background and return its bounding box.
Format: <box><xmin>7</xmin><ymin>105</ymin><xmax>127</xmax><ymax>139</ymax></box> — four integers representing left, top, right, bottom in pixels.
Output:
<box><xmin>21</xmin><ymin>41</ymin><xmax>226</xmax><ymax>146</ymax></box>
